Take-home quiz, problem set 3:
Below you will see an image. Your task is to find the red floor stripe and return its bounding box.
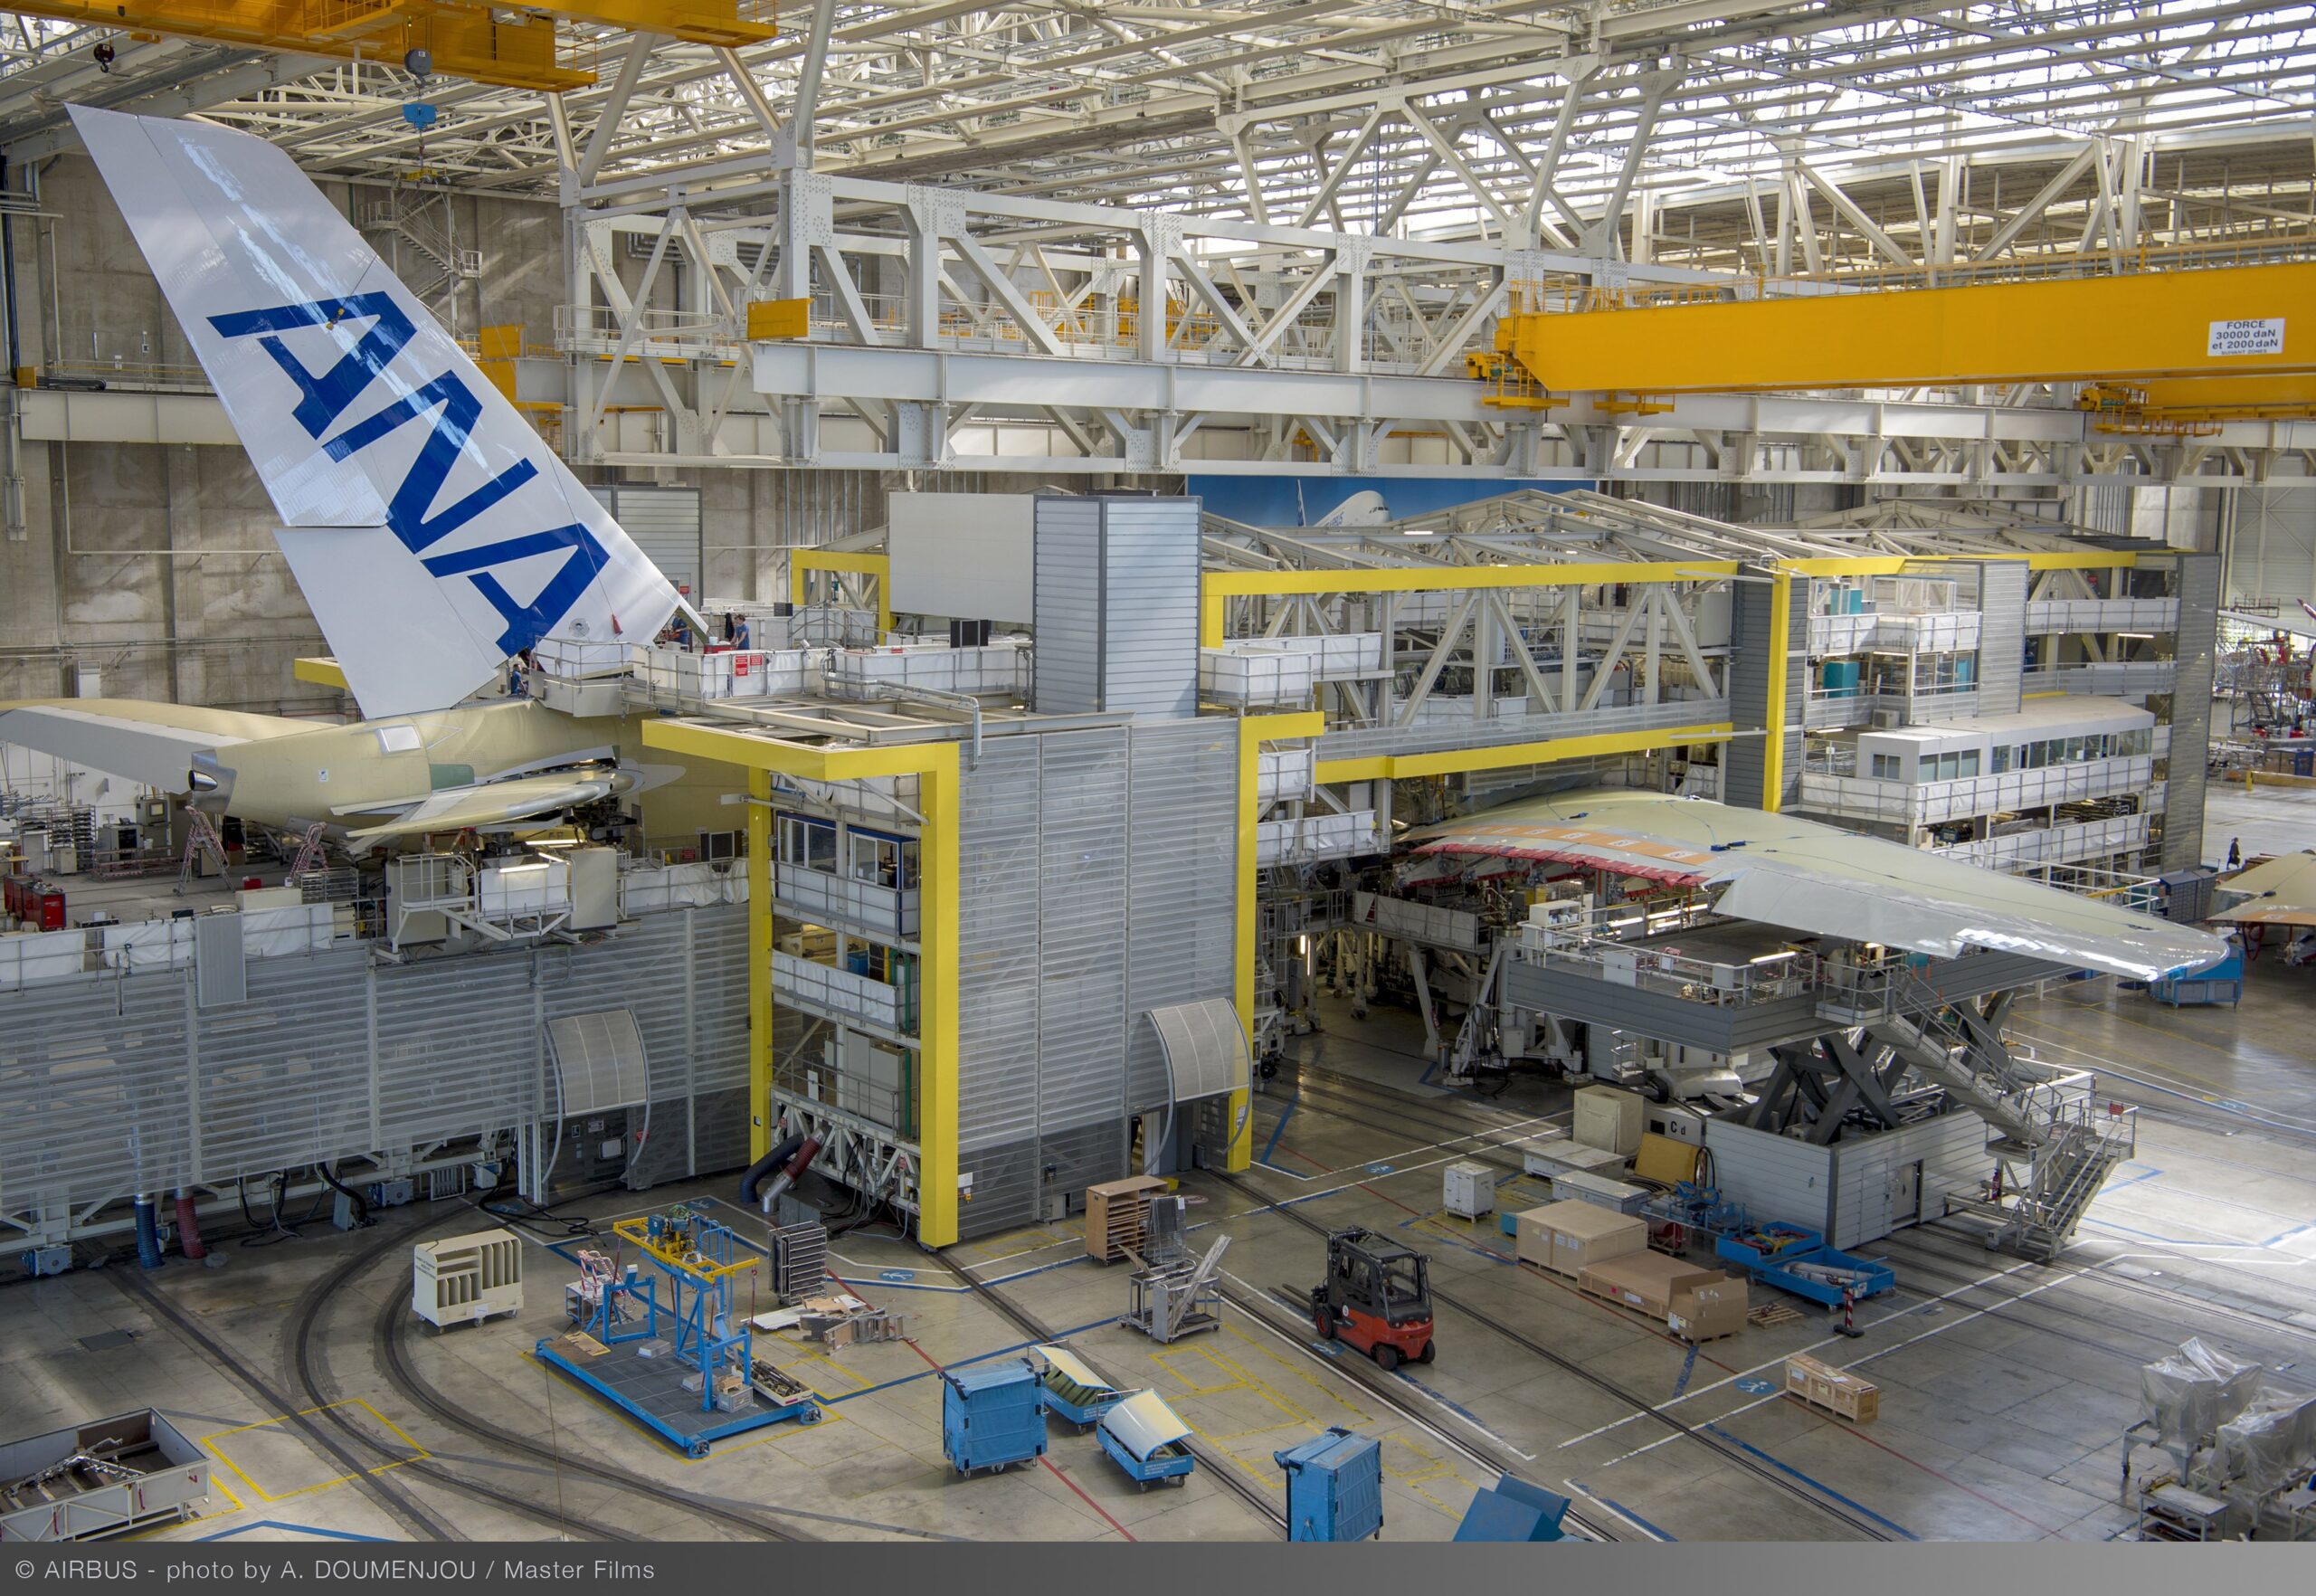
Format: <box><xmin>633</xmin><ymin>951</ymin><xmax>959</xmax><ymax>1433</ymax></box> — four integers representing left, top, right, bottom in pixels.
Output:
<box><xmin>1041</xmin><ymin>1456</ymin><xmax>1138</xmax><ymax>1542</ymax></box>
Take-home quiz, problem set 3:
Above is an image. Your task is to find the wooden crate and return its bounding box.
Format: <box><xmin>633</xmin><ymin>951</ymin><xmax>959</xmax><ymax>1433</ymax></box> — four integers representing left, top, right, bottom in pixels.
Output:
<box><xmin>1085</xmin><ymin>1176</ymin><xmax>1167</xmax><ymax>1263</ymax></box>
<box><xmin>1785</xmin><ymin>1353</ymin><xmax>1879</xmax><ymax>1423</ymax></box>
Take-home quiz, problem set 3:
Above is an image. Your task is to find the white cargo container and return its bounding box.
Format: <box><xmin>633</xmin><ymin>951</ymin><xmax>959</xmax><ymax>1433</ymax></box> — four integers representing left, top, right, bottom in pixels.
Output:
<box><xmin>1443</xmin><ymin>1161</ymin><xmax>1496</xmax><ymax>1220</ymax></box>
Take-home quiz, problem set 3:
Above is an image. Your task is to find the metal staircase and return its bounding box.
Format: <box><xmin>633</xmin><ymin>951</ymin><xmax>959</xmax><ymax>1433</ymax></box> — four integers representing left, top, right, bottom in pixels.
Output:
<box><xmin>1872</xmin><ymin>973</ymin><xmax>2131</xmax><ymax>1259</ymax></box>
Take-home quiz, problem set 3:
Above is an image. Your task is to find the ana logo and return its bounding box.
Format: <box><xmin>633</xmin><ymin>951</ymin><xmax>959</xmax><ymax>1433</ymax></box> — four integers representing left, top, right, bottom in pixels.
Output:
<box><xmin>209</xmin><ymin>294</ymin><xmax>607</xmax><ymax>655</ymax></box>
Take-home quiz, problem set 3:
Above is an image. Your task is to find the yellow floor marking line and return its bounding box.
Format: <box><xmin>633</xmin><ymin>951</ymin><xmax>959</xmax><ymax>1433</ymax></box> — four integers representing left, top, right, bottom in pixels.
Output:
<box><xmin>201</xmin><ymin>1400</ymin><xmax>427</xmax><ymax>1503</ymax></box>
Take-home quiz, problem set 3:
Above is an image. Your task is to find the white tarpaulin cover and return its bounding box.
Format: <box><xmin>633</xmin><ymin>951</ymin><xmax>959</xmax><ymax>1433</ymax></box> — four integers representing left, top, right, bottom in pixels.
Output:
<box><xmin>2142</xmin><ymin>1337</ymin><xmax>2263</xmax><ymax>1449</ymax></box>
<box><xmin>2212</xmin><ymin>850</ymin><xmax>2316</xmax><ymax>927</ymax></box>
<box><xmin>1098</xmin><ymin>1390</ymin><xmax>1193</xmax><ymax>1462</ymax></box>
<box><xmin>1410</xmin><ymin>789</ymin><xmax>2228</xmax><ymax>983</ymax></box>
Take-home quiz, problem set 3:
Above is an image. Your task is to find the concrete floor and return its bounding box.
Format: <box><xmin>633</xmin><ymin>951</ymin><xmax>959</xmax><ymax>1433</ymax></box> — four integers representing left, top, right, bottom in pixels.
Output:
<box><xmin>5</xmin><ymin>879</ymin><xmax>2314</xmax><ymax>1544</ymax></box>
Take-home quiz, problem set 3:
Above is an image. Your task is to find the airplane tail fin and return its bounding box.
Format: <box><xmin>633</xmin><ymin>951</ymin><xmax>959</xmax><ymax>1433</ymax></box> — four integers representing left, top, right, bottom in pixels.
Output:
<box><xmin>70</xmin><ymin>106</ymin><xmax>686</xmax><ymax>717</ymax></box>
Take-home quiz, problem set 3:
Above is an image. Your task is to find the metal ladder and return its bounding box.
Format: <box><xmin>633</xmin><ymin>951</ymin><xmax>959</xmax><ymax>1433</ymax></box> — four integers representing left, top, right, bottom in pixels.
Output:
<box><xmin>176</xmin><ymin>809</ymin><xmax>230</xmax><ymax>893</ymax></box>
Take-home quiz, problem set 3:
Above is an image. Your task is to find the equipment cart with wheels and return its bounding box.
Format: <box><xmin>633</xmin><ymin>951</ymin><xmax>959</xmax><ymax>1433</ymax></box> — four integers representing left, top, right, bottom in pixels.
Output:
<box><xmin>1095</xmin><ymin>1391</ymin><xmax>1197</xmax><ymax>1490</ymax></box>
<box><xmin>1037</xmin><ymin>1344</ymin><xmax>1126</xmax><ymax>1432</ymax></box>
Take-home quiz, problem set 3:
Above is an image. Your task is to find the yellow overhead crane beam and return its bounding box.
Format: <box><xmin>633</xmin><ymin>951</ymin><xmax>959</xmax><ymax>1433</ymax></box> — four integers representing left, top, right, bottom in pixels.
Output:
<box><xmin>1494</xmin><ymin>261</ymin><xmax>2316</xmax><ymax>414</ymax></box>
<box><xmin>11</xmin><ymin>4</ymin><xmax>774</xmax><ymax>90</ymax></box>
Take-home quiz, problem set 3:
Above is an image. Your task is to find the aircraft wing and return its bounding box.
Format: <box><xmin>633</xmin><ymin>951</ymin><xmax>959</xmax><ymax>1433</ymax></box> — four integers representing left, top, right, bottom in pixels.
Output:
<box><xmin>2211</xmin><ymin>851</ymin><xmax>2316</xmax><ymax>927</ymax></box>
<box><xmin>1409</xmin><ymin>788</ymin><xmax>2227</xmax><ymax>983</ymax></box>
<box><xmin>340</xmin><ymin>769</ymin><xmax>628</xmax><ymax>843</ymax></box>
<box><xmin>0</xmin><ymin>698</ymin><xmax>313</xmax><ymax>792</ymax></box>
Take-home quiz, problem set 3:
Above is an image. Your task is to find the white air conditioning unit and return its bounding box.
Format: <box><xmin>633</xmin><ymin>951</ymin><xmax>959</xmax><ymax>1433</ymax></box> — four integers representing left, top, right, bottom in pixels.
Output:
<box><xmin>1871</xmin><ymin>709</ymin><xmax>1904</xmax><ymax>730</ymax></box>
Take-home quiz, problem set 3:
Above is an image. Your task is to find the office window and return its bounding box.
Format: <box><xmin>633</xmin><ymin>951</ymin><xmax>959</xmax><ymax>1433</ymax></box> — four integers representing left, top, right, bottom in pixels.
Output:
<box><xmin>780</xmin><ymin>815</ymin><xmax>837</xmax><ymax>873</ymax></box>
<box><xmin>1871</xmin><ymin>754</ymin><xmax>1900</xmax><ymax>780</ymax></box>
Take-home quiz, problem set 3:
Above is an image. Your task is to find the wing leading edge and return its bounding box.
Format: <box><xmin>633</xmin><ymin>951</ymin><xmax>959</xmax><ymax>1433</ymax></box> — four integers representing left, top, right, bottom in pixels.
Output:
<box><xmin>1410</xmin><ymin>789</ymin><xmax>2228</xmax><ymax>983</ymax></box>
<box><xmin>339</xmin><ymin>768</ymin><xmax>631</xmax><ymax>845</ymax></box>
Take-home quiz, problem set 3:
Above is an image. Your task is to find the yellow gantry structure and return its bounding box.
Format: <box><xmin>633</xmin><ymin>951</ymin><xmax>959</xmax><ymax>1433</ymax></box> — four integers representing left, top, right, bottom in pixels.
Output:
<box><xmin>1496</xmin><ymin>261</ymin><xmax>2316</xmax><ymax>406</ymax></box>
<box><xmin>11</xmin><ymin>3</ymin><xmax>775</xmax><ymax>90</ymax></box>
<box><xmin>789</xmin><ymin>550</ymin><xmax>893</xmax><ymax>638</ymax></box>
<box><xmin>641</xmin><ymin>718</ymin><xmax>963</xmax><ymax>1244</ymax></box>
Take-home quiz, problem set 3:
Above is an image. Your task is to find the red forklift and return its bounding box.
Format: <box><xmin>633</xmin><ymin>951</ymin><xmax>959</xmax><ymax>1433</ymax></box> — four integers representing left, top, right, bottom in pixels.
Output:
<box><xmin>1308</xmin><ymin>1228</ymin><xmax>1435</xmax><ymax>1371</ymax></box>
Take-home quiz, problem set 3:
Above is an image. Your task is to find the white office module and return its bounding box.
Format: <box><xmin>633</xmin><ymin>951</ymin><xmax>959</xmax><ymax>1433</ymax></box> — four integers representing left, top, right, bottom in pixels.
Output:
<box><xmin>1032</xmin><ymin>495</ymin><xmax>1201</xmax><ymax>718</ymax></box>
<box><xmin>413</xmin><ymin>1229</ymin><xmax>525</xmax><ymax>1328</ymax></box>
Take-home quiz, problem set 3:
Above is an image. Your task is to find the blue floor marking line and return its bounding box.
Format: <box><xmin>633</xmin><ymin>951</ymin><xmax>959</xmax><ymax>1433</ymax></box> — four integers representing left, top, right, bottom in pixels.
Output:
<box><xmin>1394</xmin><ymin>1371</ymin><xmax>1535</xmax><ymax>1459</ymax></box>
<box><xmin>198</xmin><ymin>1521</ymin><xmax>392</xmax><ymax>1543</ymax></box>
<box><xmin>823</xmin><ymin>1316</ymin><xmax>1115</xmax><ymax>1404</ymax></box>
<box><xmin>1566</xmin><ymin>1482</ymin><xmax>1676</xmax><ymax>1542</ymax></box>
<box><xmin>1396</xmin><ymin>1211</ymin><xmax>1515</xmax><ymax>1264</ymax></box>
<box><xmin>1701</xmin><ymin>1424</ymin><xmax>1919</xmax><ymax>1541</ymax></box>
<box><xmin>1257</xmin><ymin>1091</ymin><xmax>1300</xmax><ymax>1171</ymax></box>
<box><xmin>1673</xmin><ymin>1343</ymin><xmax>1699</xmax><ymax>1399</ymax></box>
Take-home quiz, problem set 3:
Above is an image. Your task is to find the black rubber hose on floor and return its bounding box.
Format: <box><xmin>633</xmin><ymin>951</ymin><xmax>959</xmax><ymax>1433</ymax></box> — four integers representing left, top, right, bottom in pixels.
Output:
<box><xmin>737</xmin><ymin>1132</ymin><xmax>808</xmax><ymax>1209</ymax></box>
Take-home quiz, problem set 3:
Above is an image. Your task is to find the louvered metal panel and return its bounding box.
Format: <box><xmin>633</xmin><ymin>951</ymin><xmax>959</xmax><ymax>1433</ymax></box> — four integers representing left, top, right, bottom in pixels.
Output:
<box><xmin>1037</xmin><ymin>728</ymin><xmax>1129</xmax><ymax>1135</ymax></box>
<box><xmin>1030</xmin><ymin>497</ymin><xmax>1105</xmax><ymax>714</ymax></box>
<box><xmin>0</xmin><ymin>971</ymin><xmax>192</xmax><ymax>1214</ymax></box>
<box><xmin>2161</xmin><ymin>554</ymin><xmax>2221</xmax><ymax>871</ymax></box>
<box><xmin>1125</xmin><ymin>719</ymin><xmax>1239</xmax><ymax>1115</ymax></box>
<box><xmin>545</xmin><ymin>1012</ymin><xmax>650</xmax><ymax>1116</ymax></box>
<box><xmin>1973</xmin><ymin>560</ymin><xmax>2029</xmax><ymax>717</ymax></box>
<box><xmin>0</xmin><ymin>906</ymin><xmax>752</xmax><ymax>1235</ymax></box>
<box><xmin>193</xmin><ymin>913</ymin><xmax>247</xmax><ymax>1009</ymax></box>
<box><xmin>375</xmin><ymin>956</ymin><xmax>543</xmax><ymax>1151</ymax></box>
<box><xmin>1096</xmin><ymin>499</ymin><xmax>1201</xmax><ymax>718</ymax></box>
<box><xmin>956</xmin><ymin>740</ymin><xmax>1042</xmax><ymax>1157</ymax></box>
<box><xmin>192</xmin><ymin>950</ymin><xmax>372</xmax><ymax>1185</ymax></box>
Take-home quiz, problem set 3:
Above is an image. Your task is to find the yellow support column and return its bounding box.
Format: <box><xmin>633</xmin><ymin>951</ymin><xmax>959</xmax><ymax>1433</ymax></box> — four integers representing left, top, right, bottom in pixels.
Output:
<box><xmin>914</xmin><ymin>746</ymin><xmax>964</xmax><ymax>1245</ymax></box>
<box><xmin>1232</xmin><ymin>711</ymin><xmax>1325</xmax><ymax>1173</ymax></box>
<box><xmin>1761</xmin><ymin>569</ymin><xmax>1793</xmax><ymax>814</ymax></box>
<box><xmin>746</xmin><ymin>766</ymin><xmax>773</xmax><ymax>1163</ymax></box>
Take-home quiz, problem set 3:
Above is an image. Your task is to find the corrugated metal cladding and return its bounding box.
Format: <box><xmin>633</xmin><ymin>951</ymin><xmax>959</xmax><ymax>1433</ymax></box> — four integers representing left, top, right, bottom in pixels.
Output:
<box><xmin>1972</xmin><ymin>560</ymin><xmax>2029</xmax><ymax>717</ymax></box>
<box><xmin>1030</xmin><ymin>497</ymin><xmax>1201</xmax><ymax>719</ymax></box>
<box><xmin>2159</xmin><ymin>554</ymin><xmax>2221</xmax><ymax>871</ymax></box>
<box><xmin>0</xmin><ymin>907</ymin><xmax>748</xmax><ymax>1222</ymax></box>
<box><xmin>1722</xmin><ymin>574</ymin><xmax>1804</xmax><ymax>812</ymax></box>
<box><xmin>590</xmin><ymin>483</ymin><xmax>704</xmax><ymax>596</ymax></box>
<box><xmin>1702</xmin><ymin>1119</ymin><xmax>1833</xmax><ymax>1236</ymax></box>
<box><xmin>1824</xmin><ymin>1112</ymin><xmax>1994</xmax><ymax>1249</ymax></box>
<box><xmin>951</xmin><ymin>718</ymin><xmax>1238</xmax><ymax>1239</ymax></box>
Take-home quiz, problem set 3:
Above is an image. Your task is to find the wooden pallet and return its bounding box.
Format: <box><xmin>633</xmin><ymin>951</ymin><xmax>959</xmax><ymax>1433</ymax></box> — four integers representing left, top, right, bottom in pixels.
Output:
<box><xmin>1748</xmin><ymin>1301</ymin><xmax>1804</xmax><ymax>1327</ymax></box>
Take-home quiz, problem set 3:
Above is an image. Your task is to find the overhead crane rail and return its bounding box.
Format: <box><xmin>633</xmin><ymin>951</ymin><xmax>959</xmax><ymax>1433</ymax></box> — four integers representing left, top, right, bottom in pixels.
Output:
<box><xmin>4</xmin><ymin>4</ymin><xmax>776</xmax><ymax>90</ymax></box>
<box><xmin>1494</xmin><ymin>255</ymin><xmax>2316</xmax><ymax>425</ymax></box>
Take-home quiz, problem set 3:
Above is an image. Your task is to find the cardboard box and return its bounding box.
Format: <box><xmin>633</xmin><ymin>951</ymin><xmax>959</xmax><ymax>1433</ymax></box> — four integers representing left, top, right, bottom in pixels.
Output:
<box><xmin>1666</xmin><ymin>1275</ymin><xmax>1749</xmax><ymax>1343</ymax></box>
<box><xmin>1572</xmin><ymin>1085</ymin><xmax>1646</xmax><ymax>1155</ymax></box>
<box><xmin>1514</xmin><ymin>1200</ymin><xmax>1647</xmax><ymax>1276</ymax></box>
<box><xmin>1577</xmin><ymin>1251</ymin><xmax>1727</xmax><ymax>1321</ymax></box>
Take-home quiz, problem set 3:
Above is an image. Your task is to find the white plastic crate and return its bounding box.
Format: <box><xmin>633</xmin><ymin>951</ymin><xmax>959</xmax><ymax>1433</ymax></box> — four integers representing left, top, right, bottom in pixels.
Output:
<box><xmin>1444</xmin><ymin>1162</ymin><xmax>1495</xmax><ymax>1220</ymax></box>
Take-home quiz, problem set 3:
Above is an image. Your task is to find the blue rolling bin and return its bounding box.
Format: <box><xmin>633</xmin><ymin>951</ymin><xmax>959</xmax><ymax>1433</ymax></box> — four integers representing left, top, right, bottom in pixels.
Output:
<box><xmin>1275</xmin><ymin>1427</ymin><xmax>1383</xmax><ymax>1541</ymax></box>
<box><xmin>942</xmin><ymin>1359</ymin><xmax>1046</xmax><ymax>1477</ymax></box>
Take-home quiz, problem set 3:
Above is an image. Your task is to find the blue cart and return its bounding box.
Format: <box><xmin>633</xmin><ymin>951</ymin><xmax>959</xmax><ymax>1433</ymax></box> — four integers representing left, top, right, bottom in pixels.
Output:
<box><xmin>1037</xmin><ymin>1344</ymin><xmax>1127</xmax><ymax>1432</ymax></box>
<box><xmin>1096</xmin><ymin>1391</ymin><xmax>1196</xmax><ymax>1490</ymax></box>
<box><xmin>1717</xmin><ymin>1222</ymin><xmax>1895</xmax><ymax>1307</ymax></box>
<box><xmin>1276</xmin><ymin>1427</ymin><xmax>1382</xmax><ymax>1541</ymax></box>
<box><xmin>942</xmin><ymin>1358</ymin><xmax>1046</xmax><ymax>1477</ymax></box>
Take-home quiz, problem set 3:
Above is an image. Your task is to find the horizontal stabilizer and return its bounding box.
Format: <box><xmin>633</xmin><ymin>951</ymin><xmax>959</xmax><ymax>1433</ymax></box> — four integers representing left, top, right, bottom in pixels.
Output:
<box><xmin>0</xmin><ymin>699</ymin><xmax>313</xmax><ymax>793</ymax></box>
<box><xmin>342</xmin><ymin>769</ymin><xmax>629</xmax><ymax>844</ymax></box>
<box><xmin>71</xmin><ymin>105</ymin><xmax>683</xmax><ymax>714</ymax></box>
